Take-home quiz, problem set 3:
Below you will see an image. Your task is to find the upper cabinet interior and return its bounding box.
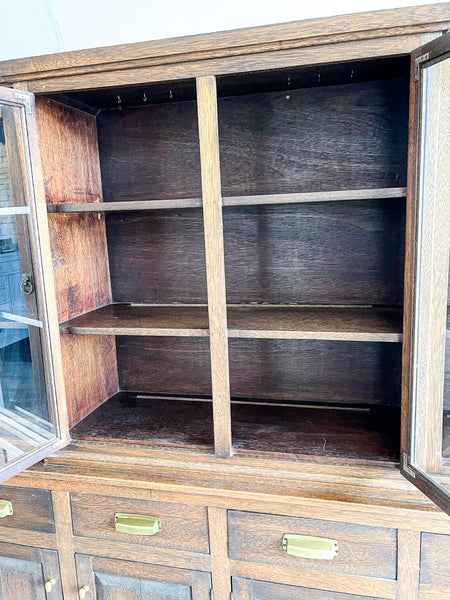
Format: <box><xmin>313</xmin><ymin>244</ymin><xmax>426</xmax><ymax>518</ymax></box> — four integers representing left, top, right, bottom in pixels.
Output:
<box><xmin>37</xmin><ymin>53</ymin><xmax>411</xmax><ymax>465</ymax></box>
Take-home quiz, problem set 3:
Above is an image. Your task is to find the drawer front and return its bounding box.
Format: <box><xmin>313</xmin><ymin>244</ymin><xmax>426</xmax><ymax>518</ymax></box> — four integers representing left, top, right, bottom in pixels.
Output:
<box><xmin>420</xmin><ymin>533</ymin><xmax>450</xmax><ymax>587</ymax></box>
<box><xmin>228</xmin><ymin>510</ymin><xmax>396</xmax><ymax>579</ymax></box>
<box><xmin>0</xmin><ymin>486</ymin><xmax>54</xmax><ymax>533</ymax></box>
<box><xmin>71</xmin><ymin>494</ymin><xmax>209</xmax><ymax>554</ymax></box>
<box><xmin>232</xmin><ymin>578</ymin><xmax>386</xmax><ymax>600</ymax></box>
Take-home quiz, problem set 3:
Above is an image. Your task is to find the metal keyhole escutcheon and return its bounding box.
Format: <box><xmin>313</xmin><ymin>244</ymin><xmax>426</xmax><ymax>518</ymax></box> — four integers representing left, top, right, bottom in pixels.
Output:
<box><xmin>20</xmin><ymin>273</ymin><xmax>33</xmax><ymax>295</ymax></box>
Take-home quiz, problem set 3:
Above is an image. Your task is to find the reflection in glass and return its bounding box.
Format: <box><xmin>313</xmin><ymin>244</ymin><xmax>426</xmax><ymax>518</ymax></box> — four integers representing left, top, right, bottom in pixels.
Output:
<box><xmin>0</xmin><ymin>320</ymin><xmax>54</xmax><ymax>466</ymax></box>
<box><xmin>0</xmin><ymin>105</ymin><xmax>28</xmax><ymax>208</ymax></box>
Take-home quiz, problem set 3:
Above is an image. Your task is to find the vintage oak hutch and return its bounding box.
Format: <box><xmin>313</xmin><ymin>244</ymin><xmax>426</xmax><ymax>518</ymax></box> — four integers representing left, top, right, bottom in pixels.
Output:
<box><xmin>0</xmin><ymin>4</ymin><xmax>449</xmax><ymax>599</ymax></box>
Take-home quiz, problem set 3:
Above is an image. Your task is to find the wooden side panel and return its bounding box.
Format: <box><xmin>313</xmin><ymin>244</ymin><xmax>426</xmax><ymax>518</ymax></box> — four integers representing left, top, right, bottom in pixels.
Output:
<box><xmin>35</xmin><ymin>97</ymin><xmax>118</xmax><ymax>426</ymax></box>
<box><xmin>97</xmin><ymin>100</ymin><xmax>202</xmax><ymax>202</ymax></box>
<box><xmin>218</xmin><ymin>78</ymin><xmax>409</xmax><ymax>196</ymax></box>
<box><xmin>34</xmin><ymin>97</ymin><xmax>102</xmax><ymax>205</ymax></box>
<box><xmin>61</xmin><ymin>335</ymin><xmax>118</xmax><ymax>427</ymax></box>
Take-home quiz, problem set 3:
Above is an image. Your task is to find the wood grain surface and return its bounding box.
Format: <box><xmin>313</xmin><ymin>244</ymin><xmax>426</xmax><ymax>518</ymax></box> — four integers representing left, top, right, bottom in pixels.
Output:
<box><xmin>232</xmin><ymin>577</ymin><xmax>386</xmax><ymax>600</ymax></box>
<box><xmin>70</xmin><ymin>392</ymin><xmax>399</xmax><ymax>461</ymax></box>
<box><xmin>58</xmin><ymin>303</ymin><xmax>403</xmax><ymax>342</ymax></box>
<box><xmin>97</xmin><ymin>101</ymin><xmax>201</xmax><ymax>202</ymax></box>
<box><xmin>71</xmin><ymin>493</ymin><xmax>209</xmax><ymax>554</ymax></box>
<box><xmin>223</xmin><ymin>199</ymin><xmax>406</xmax><ymax>305</ymax></box>
<box><xmin>114</xmin><ymin>336</ymin><xmax>402</xmax><ymax>406</ymax></box>
<box><xmin>218</xmin><ymin>79</ymin><xmax>408</xmax><ymax>196</ymax></box>
<box><xmin>106</xmin><ymin>210</ymin><xmax>207</xmax><ymax>304</ymax></box>
<box><xmin>228</xmin><ymin>511</ymin><xmax>397</xmax><ymax>579</ymax></box>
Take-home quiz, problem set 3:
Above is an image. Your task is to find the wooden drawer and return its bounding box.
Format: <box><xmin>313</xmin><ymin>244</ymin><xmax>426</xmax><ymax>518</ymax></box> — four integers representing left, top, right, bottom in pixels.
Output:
<box><xmin>228</xmin><ymin>510</ymin><xmax>397</xmax><ymax>579</ymax></box>
<box><xmin>71</xmin><ymin>493</ymin><xmax>209</xmax><ymax>554</ymax></box>
<box><xmin>0</xmin><ymin>486</ymin><xmax>54</xmax><ymax>533</ymax></box>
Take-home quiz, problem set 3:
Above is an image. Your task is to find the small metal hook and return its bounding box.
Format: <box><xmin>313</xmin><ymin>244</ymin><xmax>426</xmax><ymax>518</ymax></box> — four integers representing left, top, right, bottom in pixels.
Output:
<box><xmin>169</xmin><ymin>89</ymin><xmax>173</xmax><ymax>100</ymax></box>
<box><xmin>117</xmin><ymin>95</ymin><xmax>122</xmax><ymax>110</ymax></box>
<box><xmin>143</xmin><ymin>92</ymin><xmax>148</xmax><ymax>102</ymax></box>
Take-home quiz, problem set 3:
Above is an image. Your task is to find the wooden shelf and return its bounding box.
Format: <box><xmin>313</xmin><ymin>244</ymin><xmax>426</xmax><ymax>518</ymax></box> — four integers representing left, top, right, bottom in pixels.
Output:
<box><xmin>227</xmin><ymin>305</ymin><xmax>403</xmax><ymax>342</ymax></box>
<box><xmin>222</xmin><ymin>187</ymin><xmax>406</xmax><ymax>207</ymax></box>
<box><xmin>70</xmin><ymin>392</ymin><xmax>399</xmax><ymax>462</ymax></box>
<box><xmin>59</xmin><ymin>304</ymin><xmax>210</xmax><ymax>336</ymax></box>
<box><xmin>47</xmin><ymin>198</ymin><xmax>203</xmax><ymax>212</ymax></box>
<box><xmin>60</xmin><ymin>303</ymin><xmax>403</xmax><ymax>341</ymax></box>
<box><xmin>47</xmin><ymin>187</ymin><xmax>406</xmax><ymax>213</ymax></box>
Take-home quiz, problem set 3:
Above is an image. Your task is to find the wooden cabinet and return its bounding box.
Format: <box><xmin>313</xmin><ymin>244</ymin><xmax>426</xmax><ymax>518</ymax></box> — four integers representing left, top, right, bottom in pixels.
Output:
<box><xmin>0</xmin><ymin>541</ymin><xmax>62</xmax><ymax>599</ymax></box>
<box><xmin>1</xmin><ymin>4</ymin><xmax>450</xmax><ymax>600</ymax></box>
<box><xmin>75</xmin><ymin>555</ymin><xmax>210</xmax><ymax>600</ymax></box>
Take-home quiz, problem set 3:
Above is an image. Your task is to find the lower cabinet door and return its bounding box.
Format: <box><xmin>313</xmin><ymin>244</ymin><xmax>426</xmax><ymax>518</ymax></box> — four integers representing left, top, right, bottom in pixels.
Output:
<box><xmin>75</xmin><ymin>554</ymin><xmax>211</xmax><ymax>600</ymax></box>
<box><xmin>232</xmin><ymin>578</ymin><xmax>387</xmax><ymax>600</ymax></box>
<box><xmin>0</xmin><ymin>541</ymin><xmax>62</xmax><ymax>600</ymax></box>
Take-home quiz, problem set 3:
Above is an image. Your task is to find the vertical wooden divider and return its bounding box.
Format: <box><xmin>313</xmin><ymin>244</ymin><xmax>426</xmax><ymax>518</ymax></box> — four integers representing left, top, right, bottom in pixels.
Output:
<box><xmin>52</xmin><ymin>491</ymin><xmax>78</xmax><ymax>600</ymax></box>
<box><xmin>196</xmin><ymin>76</ymin><xmax>232</xmax><ymax>458</ymax></box>
<box><xmin>397</xmin><ymin>529</ymin><xmax>421</xmax><ymax>600</ymax></box>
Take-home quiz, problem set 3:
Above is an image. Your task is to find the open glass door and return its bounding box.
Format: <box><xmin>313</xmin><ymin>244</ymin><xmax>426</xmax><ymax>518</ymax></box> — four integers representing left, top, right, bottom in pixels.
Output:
<box><xmin>403</xmin><ymin>32</ymin><xmax>450</xmax><ymax>514</ymax></box>
<box><xmin>0</xmin><ymin>87</ymin><xmax>68</xmax><ymax>481</ymax></box>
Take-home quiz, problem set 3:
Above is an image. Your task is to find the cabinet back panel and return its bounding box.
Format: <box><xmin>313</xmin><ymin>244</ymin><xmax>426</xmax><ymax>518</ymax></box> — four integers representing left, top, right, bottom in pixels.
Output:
<box><xmin>117</xmin><ymin>337</ymin><xmax>401</xmax><ymax>406</ymax></box>
<box><xmin>223</xmin><ymin>200</ymin><xmax>405</xmax><ymax>305</ymax></box>
<box><xmin>97</xmin><ymin>101</ymin><xmax>202</xmax><ymax>202</ymax></box>
<box><xmin>106</xmin><ymin>210</ymin><xmax>207</xmax><ymax>303</ymax></box>
<box><xmin>218</xmin><ymin>78</ymin><xmax>409</xmax><ymax>196</ymax></box>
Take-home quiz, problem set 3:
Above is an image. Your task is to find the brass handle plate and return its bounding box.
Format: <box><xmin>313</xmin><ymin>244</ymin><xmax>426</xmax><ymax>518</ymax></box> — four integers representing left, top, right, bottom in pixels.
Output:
<box><xmin>0</xmin><ymin>500</ymin><xmax>13</xmax><ymax>518</ymax></box>
<box><xmin>45</xmin><ymin>578</ymin><xmax>56</xmax><ymax>592</ymax></box>
<box><xmin>282</xmin><ymin>534</ymin><xmax>338</xmax><ymax>560</ymax></box>
<box><xmin>79</xmin><ymin>586</ymin><xmax>89</xmax><ymax>599</ymax></box>
<box><xmin>114</xmin><ymin>513</ymin><xmax>162</xmax><ymax>536</ymax></box>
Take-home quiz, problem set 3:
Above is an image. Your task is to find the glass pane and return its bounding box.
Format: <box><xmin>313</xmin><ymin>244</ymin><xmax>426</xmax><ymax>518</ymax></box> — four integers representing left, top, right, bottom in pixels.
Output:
<box><xmin>0</xmin><ymin>214</ymin><xmax>39</xmax><ymax>320</ymax></box>
<box><xmin>0</xmin><ymin>105</ymin><xmax>28</xmax><ymax>208</ymax></box>
<box><xmin>0</xmin><ymin>319</ymin><xmax>54</xmax><ymax>466</ymax></box>
<box><xmin>411</xmin><ymin>54</ymin><xmax>450</xmax><ymax>500</ymax></box>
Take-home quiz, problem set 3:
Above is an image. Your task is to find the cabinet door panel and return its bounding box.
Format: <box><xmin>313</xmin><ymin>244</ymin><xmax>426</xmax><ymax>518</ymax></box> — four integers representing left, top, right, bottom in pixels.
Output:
<box><xmin>232</xmin><ymin>577</ymin><xmax>385</xmax><ymax>600</ymax></box>
<box><xmin>0</xmin><ymin>86</ymin><xmax>68</xmax><ymax>481</ymax></box>
<box><xmin>0</xmin><ymin>541</ymin><xmax>62</xmax><ymax>600</ymax></box>
<box><xmin>403</xmin><ymin>31</ymin><xmax>450</xmax><ymax>514</ymax></box>
<box><xmin>76</xmin><ymin>554</ymin><xmax>210</xmax><ymax>600</ymax></box>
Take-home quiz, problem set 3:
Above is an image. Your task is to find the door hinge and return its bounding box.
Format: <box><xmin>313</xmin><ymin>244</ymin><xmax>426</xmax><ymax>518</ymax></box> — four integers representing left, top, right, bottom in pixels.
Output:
<box><xmin>403</xmin><ymin>452</ymin><xmax>416</xmax><ymax>478</ymax></box>
<box><xmin>415</xmin><ymin>52</ymin><xmax>430</xmax><ymax>81</ymax></box>
<box><xmin>14</xmin><ymin>92</ymin><xmax>32</xmax><ymax>115</ymax></box>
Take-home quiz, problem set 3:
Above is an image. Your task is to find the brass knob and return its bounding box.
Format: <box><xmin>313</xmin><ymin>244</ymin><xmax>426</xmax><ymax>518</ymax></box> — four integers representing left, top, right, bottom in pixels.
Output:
<box><xmin>79</xmin><ymin>586</ymin><xmax>90</xmax><ymax>599</ymax></box>
<box><xmin>45</xmin><ymin>578</ymin><xmax>56</xmax><ymax>592</ymax></box>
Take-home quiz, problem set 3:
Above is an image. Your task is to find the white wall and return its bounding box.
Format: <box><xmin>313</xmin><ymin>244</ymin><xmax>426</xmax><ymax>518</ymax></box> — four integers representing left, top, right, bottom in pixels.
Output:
<box><xmin>1</xmin><ymin>0</ymin><xmax>447</xmax><ymax>61</ymax></box>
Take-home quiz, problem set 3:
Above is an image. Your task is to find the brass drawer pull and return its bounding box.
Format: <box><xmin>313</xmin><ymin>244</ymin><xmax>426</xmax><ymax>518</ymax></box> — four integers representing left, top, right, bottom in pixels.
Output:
<box><xmin>0</xmin><ymin>500</ymin><xmax>13</xmax><ymax>518</ymax></box>
<box><xmin>282</xmin><ymin>534</ymin><xmax>338</xmax><ymax>560</ymax></box>
<box><xmin>114</xmin><ymin>513</ymin><xmax>162</xmax><ymax>536</ymax></box>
